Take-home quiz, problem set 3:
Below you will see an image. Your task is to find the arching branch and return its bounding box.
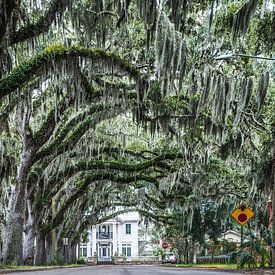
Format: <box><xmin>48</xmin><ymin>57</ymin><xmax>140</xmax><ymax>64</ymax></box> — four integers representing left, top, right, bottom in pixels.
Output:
<box><xmin>0</xmin><ymin>46</ymin><xmax>140</xmax><ymax>100</ymax></box>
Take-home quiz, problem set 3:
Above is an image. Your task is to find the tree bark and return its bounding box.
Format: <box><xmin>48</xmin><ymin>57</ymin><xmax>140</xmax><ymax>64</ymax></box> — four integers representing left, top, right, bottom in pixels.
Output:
<box><xmin>35</xmin><ymin>231</ymin><xmax>46</xmax><ymax>266</ymax></box>
<box><xmin>189</xmin><ymin>238</ymin><xmax>194</xmax><ymax>264</ymax></box>
<box><xmin>45</xmin><ymin>232</ymin><xmax>53</xmax><ymax>264</ymax></box>
<box><xmin>1</xmin><ymin>193</ymin><xmax>24</xmax><ymax>264</ymax></box>
<box><xmin>23</xmin><ymin>199</ymin><xmax>36</xmax><ymax>265</ymax></box>
<box><xmin>1</xmin><ymin>147</ymin><xmax>33</xmax><ymax>264</ymax></box>
<box><xmin>68</xmin><ymin>243</ymin><xmax>76</xmax><ymax>264</ymax></box>
<box><xmin>23</xmin><ymin>225</ymin><xmax>35</xmax><ymax>265</ymax></box>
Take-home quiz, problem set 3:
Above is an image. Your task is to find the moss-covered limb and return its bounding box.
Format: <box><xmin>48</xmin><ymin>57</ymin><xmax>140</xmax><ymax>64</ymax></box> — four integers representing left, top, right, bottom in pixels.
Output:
<box><xmin>46</xmin><ymin>105</ymin><xmax>125</xmax><ymax>159</ymax></box>
<box><xmin>68</xmin><ymin>147</ymin><xmax>151</xmax><ymax>160</ymax></box>
<box><xmin>47</xmin><ymin>167</ymin><xmax>162</xmax><ymax>208</ymax></box>
<box><xmin>32</xmin><ymin>96</ymin><xmax>74</xmax><ymax>148</ymax></box>
<box><xmin>32</xmin><ymin>103</ymin><xmax>104</xmax><ymax>165</ymax></box>
<box><xmin>136</xmin><ymin>208</ymin><xmax>173</xmax><ymax>225</ymax></box>
<box><xmin>37</xmin><ymin>150</ymin><xmax>181</xmax><ymax>201</ymax></box>
<box><xmin>32</xmin><ymin>106</ymin><xmax>124</xmax><ymax>173</ymax></box>
<box><xmin>94</xmin><ymin>77</ymin><xmax>137</xmax><ymax>91</ymax></box>
<box><xmin>42</xmin><ymin>151</ymin><xmax>182</xmax><ymax>195</ymax></box>
<box><xmin>48</xmin><ymin>154</ymin><xmax>174</xmax><ymax>182</ymax></box>
<box><xmin>145</xmin><ymin>194</ymin><xmax>166</xmax><ymax>210</ymax></box>
<box><xmin>0</xmin><ymin>46</ymin><xmax>140</xmax><ymax>100</ymax></box>
<box><xmin>9</xmin><ymin>0</ymin><xmax>70</xmax><ymax>46</ymax></box>
<box><xmin>46</xmin><ymin>171</ymin><xmax>159</xmax><ymax>232</ymax></box>
<box><xmin>80</xmin><ymin>72</ymin><xmax>101</xmax><ymax>99</ymax></box>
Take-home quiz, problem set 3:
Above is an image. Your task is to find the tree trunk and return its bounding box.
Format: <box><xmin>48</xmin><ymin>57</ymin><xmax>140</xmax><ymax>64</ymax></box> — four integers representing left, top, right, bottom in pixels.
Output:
<box><xmin>68</xmin><ymin>243</ymin><xmax>76</xmax><ymax>264</ymax></box>
<box><xmin>23</xmin><ymin>200</ymin><xmax>36</xmax><ymax>265</ymax></box>
<box><xmin>1</xmin><ymin>185</ymin><xmax>25</xmax><ymax>264</ymax></box>
<box><xmin>185</xmin><ymin>239</ymin><xmax>189</xmax><ymax>264</ymax></box>
<box><xmin>45</xmin><ymin>232</ymin><xmax>53</xmax><ymax>264</ymax></box>
<box><xmin>189</xmin><ymin>238</ymin><xmax>194</xmax><ymax>264</ymax></box>
<box><xmin>1</xmin><ymin>144</ymin><xmax>33</xmax><ymax>264</ymax></box>
<box><xmin>1</xmin><ymin>211</ymin><xmax>23</xmax><ymax>264</ymax></box>
<box><xmin>35</xmin><ymin>231</ymin><xmax>46</xmax><ymax>266</ymax></box>
<box><xmin>23</xmin><ymin>226</ymin><xmax>36</xmax><ymax>265</ymax></box>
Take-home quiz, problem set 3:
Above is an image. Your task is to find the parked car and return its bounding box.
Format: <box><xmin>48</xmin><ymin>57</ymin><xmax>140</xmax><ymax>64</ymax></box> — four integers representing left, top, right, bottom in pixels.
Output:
<box><xmin>162</xmin><ymin>252</ymin><xmax>177</xmax><ymax>263</ymax></box>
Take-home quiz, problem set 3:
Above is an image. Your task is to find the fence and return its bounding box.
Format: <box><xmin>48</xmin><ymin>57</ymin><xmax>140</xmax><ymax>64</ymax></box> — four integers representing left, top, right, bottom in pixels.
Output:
<box><xmin>196</xmin><ymin>255</ymin><xmax>230</xmax><ymax>264</ymax></box>
<box><xmin>126</xmin><ymin>256</ymin><xmax>161</xmax><ymax>263</ymax></box>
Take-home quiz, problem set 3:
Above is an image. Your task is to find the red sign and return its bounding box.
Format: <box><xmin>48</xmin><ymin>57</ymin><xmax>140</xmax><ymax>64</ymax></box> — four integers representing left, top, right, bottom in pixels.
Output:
<box><xmin>162</xmin><ymin>242</ymin><xmax>168</xmax><ymax>249</ymax></box>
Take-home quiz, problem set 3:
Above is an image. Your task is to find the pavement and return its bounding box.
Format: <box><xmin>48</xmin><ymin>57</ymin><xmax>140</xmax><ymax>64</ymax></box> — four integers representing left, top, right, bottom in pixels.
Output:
<box><xmin>4</xmin><ymin>265</ymin><xmax>246</xmax><ymax>275</ymax></box>
<box><xmin>3</xmin><ymin>265</ymin><xmax>275</xmax><ymax>275</ymax></box>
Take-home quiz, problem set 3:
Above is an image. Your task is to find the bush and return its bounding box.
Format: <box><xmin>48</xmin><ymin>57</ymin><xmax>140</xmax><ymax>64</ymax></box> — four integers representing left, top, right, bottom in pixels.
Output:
<box><xmin>50</xmin><ymin>254</ymin><xmax>65</xmax><ymax>265</ymax></box>
<box><xmin>77</xmin><ymin>257</ymin><xmax>86</xmax><ymax>264</ymax></box>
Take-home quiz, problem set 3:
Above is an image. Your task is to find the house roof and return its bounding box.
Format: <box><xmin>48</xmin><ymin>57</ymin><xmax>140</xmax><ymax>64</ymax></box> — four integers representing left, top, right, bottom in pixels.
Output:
<box><xmin>222</xmin><ymin>230</ymin><xmax>241</xmax><ymax>237</ymax></box>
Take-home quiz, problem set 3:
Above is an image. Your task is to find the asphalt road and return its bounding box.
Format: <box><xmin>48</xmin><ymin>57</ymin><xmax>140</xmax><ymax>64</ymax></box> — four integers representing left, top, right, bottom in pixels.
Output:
<box><xmin>8</xmin><ymin>265</ymin><xmax>245</xmax><ymax>275</ymax></box>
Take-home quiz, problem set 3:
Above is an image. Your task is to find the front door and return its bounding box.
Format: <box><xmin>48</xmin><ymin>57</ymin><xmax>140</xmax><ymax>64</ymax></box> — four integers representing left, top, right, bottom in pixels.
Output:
<box><xmin>98</xmin><ymin>244</ymin><xmax>112</xmax><ymax>263</ymax></box>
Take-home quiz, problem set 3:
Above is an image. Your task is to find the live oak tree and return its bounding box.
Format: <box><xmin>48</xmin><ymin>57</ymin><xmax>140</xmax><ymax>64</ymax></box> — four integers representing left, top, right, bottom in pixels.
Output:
<box><xmin>0</xmin><ymin>0</ymin><xmax>274</xmax><ymax>266</ymax></box>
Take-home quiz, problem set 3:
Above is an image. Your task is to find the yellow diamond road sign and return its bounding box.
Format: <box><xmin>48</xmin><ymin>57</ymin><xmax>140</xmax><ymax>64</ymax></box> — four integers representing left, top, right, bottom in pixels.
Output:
<box><xmin>231</xmin><ymin>204</ymin><xmax>254</xmax><ymax>226</ymax></box>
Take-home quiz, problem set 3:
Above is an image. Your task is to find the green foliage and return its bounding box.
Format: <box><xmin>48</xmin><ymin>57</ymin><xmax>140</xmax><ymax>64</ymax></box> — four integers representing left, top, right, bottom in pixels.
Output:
<box><xmin>153</xmin><ymin>247</ymin><xmax>164</xmax><ymax>256</ymax></box>
<box><xmin>230</xmin><ymin>236</ymin><xmax>271</xmax><ymax>268</ymax></box>
<box><xmin>245</xmin><ymin>12</ymin><xmax>275</xmax><ymax>54</ymax></box>
<box><xmin>76</xmin><ymin>257</ymin><xmax>86</xmax><ymax>264</ymax></box>
<box><xmin>50</xmin><ymin>254</ymin><xmax>65</xmax><ymax>266</ymax></box>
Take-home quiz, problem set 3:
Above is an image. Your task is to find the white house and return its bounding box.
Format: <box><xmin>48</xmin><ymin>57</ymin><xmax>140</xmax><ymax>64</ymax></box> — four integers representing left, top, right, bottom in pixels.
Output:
<box><xmin>79</xmin><ymin>212</ymin><xmax>140</xmax><ymax>261</ymax></box>
<box><xmin>220</xmin><ymin>230</ymin><xmax>242</xmax><ymax>243</ymax></box>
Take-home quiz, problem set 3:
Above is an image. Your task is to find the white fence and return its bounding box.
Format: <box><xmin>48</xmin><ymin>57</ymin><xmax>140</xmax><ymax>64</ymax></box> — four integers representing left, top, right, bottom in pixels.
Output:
<box><xmin>126</xmin><ymin>256</ymin><xmax>161</xmax><ymax>262</ymax></box>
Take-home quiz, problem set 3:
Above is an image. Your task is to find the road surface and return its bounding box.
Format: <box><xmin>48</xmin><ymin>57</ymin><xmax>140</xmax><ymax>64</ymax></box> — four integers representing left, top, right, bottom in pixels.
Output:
<box><xmin>8</xmin><ymin>265</ymin><xmax>245</xmax><ymax>275</ymax></box>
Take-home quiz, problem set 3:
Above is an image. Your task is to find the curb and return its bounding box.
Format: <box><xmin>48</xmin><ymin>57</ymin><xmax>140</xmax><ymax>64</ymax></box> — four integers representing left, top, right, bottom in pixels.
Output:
<box><xmin>0</xmin><ymin>265</ymin><xmax>86</xmax><ymax>274</ymax></box>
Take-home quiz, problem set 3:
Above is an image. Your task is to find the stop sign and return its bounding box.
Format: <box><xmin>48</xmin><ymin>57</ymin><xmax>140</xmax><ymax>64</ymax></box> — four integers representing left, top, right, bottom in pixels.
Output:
<box><xmin>162</xmin><ymin>242</ymin><xmax>168</xmax><ymax>249</ymax></box>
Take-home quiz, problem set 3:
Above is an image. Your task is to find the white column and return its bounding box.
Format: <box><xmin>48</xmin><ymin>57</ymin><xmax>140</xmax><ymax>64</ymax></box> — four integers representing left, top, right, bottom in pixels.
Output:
<box><xmin>112</xmin><ymin>223</ymin><xmax>117</xmax><ymax>256</ymax></box>
<box><xmin>118</xmin><ymin>223</ymin><xmax>122</xmax><ymax>255</ymax></box>
<box><xmin>92</xmin><ymin>226</ymin><xmax>97</xmax><ymax>256</ymax></box>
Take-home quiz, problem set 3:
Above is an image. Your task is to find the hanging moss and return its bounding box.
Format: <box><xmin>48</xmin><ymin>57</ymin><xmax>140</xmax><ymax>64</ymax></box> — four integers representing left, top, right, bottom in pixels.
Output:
<box><xmin>245</xmin><ymin>11</ymin><xmax>275</xmax><ymax>54</ymax></box>
<box><xmin>0</xmin><ymin>46</ymin><xmax>140</xmax><ymax>100</ymax></box>
<box><xmin>9</xmin><ymin>0</ymin><xmax>72</xmax><ymax>46</ymax></box>
<box><xmin>232</xmin><ymin>0</ymin><xmax>258</xmax><ymax>43</ymax></box>
<box><xmin>214</xmin><ymin>2</ymin><xmax>243</xmax><ymax>37</ymax></box>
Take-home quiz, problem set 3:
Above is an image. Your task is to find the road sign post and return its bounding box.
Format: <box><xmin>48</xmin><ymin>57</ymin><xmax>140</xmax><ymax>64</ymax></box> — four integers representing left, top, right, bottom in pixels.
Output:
<box><xmin>231</xmin><ymin>203</ymin><xmax>254</xmax><ymax>267</ymax></box>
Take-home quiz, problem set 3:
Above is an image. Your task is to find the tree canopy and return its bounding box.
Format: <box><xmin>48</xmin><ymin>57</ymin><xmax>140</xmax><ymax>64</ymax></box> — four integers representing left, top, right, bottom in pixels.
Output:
<box><xmin>0</xmin><ymin>0</ymin><xmax>274</xmax><ymax>266</ymax></box>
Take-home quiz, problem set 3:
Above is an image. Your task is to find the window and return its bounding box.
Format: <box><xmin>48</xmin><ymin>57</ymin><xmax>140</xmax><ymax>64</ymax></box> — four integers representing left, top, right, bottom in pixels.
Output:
<box><xmin>122</xmin><ymin>244</ymin><xmax>131</xmax><ymax>256</ymax></box>
<box><xmin>125</xmin><ymin>224</ymin><xmax>131</xmax><ymax>234</ymax></box>
<box><xmin>80</xmin><ymin>243</ymin><xmax>87</xmax><ymax>257</ymax></box>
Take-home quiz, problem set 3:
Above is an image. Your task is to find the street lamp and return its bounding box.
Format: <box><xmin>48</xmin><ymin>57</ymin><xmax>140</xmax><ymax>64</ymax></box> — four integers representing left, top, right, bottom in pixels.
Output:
<box><xmin>215</xmin><ymin>52</ymin><xmax>275</xmax><ymax>61</ymax></box>
<box><xmin>215</xmin><ymin>51</ymin><xmax>275</xmax><ymax>265</ymax></box>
